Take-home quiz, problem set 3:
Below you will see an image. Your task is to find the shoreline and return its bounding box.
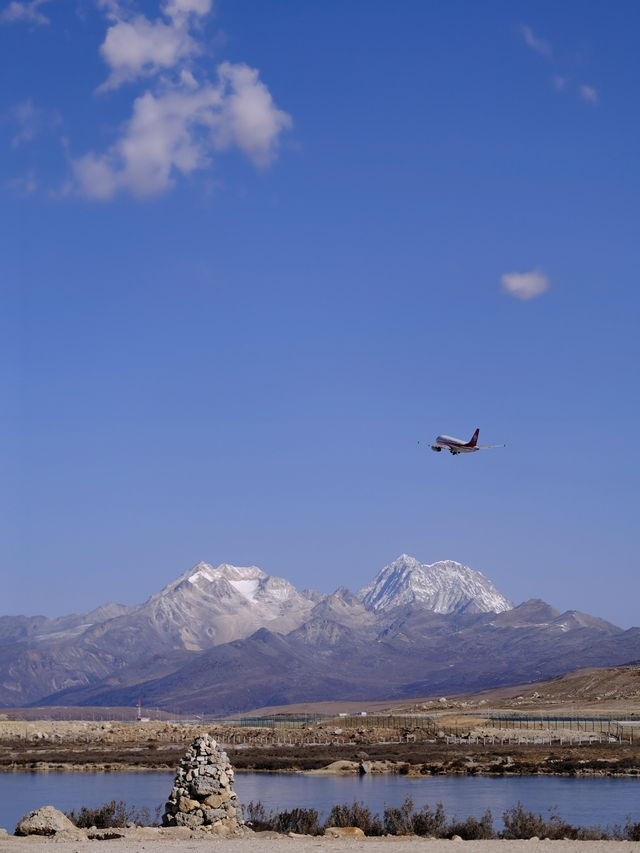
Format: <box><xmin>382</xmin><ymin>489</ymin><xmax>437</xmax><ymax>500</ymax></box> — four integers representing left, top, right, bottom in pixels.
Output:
<box><xmin>1</xmin><ymin>719</ymin><xmax>639</xmax><ymax>778</ymax></box>
<box><xmin>1</xmin><ymin>760</ymin><xmax>639</xmax><ymax>778</ymax></box>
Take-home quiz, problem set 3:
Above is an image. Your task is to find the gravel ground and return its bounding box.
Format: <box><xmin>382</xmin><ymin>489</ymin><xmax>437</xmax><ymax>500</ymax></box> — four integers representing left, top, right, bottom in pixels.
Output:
<box><xmin>1</xmin><ymin>837</ymin><xmax>640</xmax><ymax>852</ymax></box>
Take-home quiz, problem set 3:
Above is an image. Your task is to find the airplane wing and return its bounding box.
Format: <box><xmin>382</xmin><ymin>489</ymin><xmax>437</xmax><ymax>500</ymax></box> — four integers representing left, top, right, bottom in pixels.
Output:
<box><xmin>418</xmin><ymin>441</ymin><xmax>443</xmax><ymax>451</ymax></box>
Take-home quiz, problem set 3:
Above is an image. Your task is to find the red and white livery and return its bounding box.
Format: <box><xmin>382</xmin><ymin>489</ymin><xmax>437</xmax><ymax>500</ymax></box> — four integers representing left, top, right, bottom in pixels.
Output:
<box><xmin>429</xmin><ymin>428</ymin><xmax>504</xmax><ymax>455</ymax></box>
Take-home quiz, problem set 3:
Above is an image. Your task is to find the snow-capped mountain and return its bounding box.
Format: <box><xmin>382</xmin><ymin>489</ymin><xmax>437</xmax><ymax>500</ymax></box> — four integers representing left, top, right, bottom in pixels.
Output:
<box><xmin>143</xmin><ymin>561</ymin><xmax>317</xmax><ymax>648</ymax></box>
<box><xmin>358</xmin><ymin>554</ymin><xmax>512</xmax><ymax>614</ymax></box>
<box><xmin>6</xmin><ymin>553</ymin><xmax>637</xmax><ymax>715</ymax></box>
<box><xmin>0</xmin><ymin>561</ymin><xmax>318</xmax><ymax>707</ymax></box>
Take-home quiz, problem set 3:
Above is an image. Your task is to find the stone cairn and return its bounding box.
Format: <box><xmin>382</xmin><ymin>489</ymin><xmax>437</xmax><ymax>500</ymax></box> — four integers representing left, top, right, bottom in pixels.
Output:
<box><xmin>162</xmin><ymin>733</ymin><xmax>244</xmax><ymax>830</ymax></box>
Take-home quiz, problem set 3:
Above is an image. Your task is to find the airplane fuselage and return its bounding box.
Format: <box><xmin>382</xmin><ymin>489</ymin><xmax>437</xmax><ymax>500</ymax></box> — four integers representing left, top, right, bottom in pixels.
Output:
<box><xmin>432</xmin><ymin>435</ymin><xmax>479</xmax><ymax>454</ymax></box>
<box><xmin>427</xmin><ymin>427</ymin><xmax>502</xmax><ymax>455</ymax></box>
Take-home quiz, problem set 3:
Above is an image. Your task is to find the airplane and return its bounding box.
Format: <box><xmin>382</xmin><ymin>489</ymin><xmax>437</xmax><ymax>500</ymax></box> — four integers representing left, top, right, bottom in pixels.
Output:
<box><xmin>426</xmin><ymin>428</ymin><xmax>505</xmax><ymax>455</ymax></box>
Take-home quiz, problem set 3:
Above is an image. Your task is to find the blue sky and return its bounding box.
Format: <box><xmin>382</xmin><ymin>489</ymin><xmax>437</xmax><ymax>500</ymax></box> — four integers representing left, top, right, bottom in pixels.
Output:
<box><xmin>2</xmin><ymin>0</ymin><xmax>639</xmax><ymax>627</ymax></box>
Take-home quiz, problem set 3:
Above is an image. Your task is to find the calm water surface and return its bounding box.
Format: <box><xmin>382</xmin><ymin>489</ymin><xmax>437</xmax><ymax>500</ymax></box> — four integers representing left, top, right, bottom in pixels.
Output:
<box><xmin>0</xmin><ymin>771</ymin><xmax>638</xmax><ymax>833</ymax></box>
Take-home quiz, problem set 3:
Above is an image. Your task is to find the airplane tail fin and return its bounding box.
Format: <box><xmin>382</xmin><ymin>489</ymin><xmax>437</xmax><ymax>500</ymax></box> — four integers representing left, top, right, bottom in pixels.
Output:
<box><xmin>467</xmin><ymin>428</ymin><xmax>479</xmax><ymax>447</ymax></box>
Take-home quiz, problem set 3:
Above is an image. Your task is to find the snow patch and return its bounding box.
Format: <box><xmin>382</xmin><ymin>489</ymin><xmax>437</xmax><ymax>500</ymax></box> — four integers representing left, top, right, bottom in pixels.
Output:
<box><xmin>188</xmin><ymin>569</ymin><xmax>214</xmax><ymax>585</ymax></box>
<box><xmin>228</xmin><ymin>579</ymin><xmax>260</xmax><ymax>602</ymax></box>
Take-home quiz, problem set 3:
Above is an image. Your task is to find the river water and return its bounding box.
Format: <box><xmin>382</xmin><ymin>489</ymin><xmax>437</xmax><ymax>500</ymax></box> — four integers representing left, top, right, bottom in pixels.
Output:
<box><xmin>0</xmin><ymin>771</ymin><xmax>638</xmax><ymax>834</ymax></box>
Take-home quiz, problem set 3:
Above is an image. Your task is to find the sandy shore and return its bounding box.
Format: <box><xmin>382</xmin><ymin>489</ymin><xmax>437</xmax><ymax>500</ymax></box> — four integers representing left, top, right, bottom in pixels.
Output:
<box><xmin>1</xmin><ymin>837</ymin><xmax>639</xmax><ymax>852</ymax></box>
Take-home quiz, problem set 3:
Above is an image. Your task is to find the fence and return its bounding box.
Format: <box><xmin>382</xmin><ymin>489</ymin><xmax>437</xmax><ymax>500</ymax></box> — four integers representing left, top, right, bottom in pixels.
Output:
<box><xmin>487</xmin><ymin>714</ymin><xmax>636</xmax><ymax>743</ymax></box>
<box><xmin>206</xmin><ymin>712</ymin><xmax>636</xmax><ymax>746</ymax></box>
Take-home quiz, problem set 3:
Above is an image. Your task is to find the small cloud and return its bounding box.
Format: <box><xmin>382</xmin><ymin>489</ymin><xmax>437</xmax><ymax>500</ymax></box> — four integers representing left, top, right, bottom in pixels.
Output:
<box><xmin>553</xmin><ymin>75</ymin><xmax>567</xmax><ymax>91</ymax></box>
<box><xmin>9</xmin><ymin>99</ymin><xmax>61</xmax><ymax>147</ymax></box>
<box><xmin>96</xmin><ymin>0</ymin><xmax>122</xmax><ymax>20</ymax></box>
<box><xmin>96</xmin><ymin>0</ymin><xmax>213</xmax><ymax>91</ymax></box>
<box><xmin>163</xmin><ymin>0</ymin><xmax>212</xmax><ymax>21</ymax></box>
<box><xmin>521</xmin><ymin>25</ymin><xmax>552</xmax><ymax>58</ymax></box>
<box><xmin>213</xmin><ymin>62</ymin><xmax>293</xmax><ymax>168</ymax></box>
<box><xmin>579</xmin><ymin>84</ymin><xmax>599</xmax><ymax>104</ymax></box>
<box><xmin>0</xmin><ymin>0</ymin><xmax>50</xmax><ymax>25</ymax></box>
<box><xmin>97</xmin><ymin>14</ymin><xmax>200</xmax><ymax>91</ymax></box>
<box><xmin>501</xmin><ymin>268</ymin><xmax>550</xmax><ymax>301</ymax></box>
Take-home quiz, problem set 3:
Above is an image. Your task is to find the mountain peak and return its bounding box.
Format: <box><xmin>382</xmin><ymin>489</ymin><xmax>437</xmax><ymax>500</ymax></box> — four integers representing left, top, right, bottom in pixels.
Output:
<box><xmin>170</xmin><ymin>562</ymin><xmax>267</xmax><ymax>594</ymax></box>
<box><xmin>358</xmin><ymin>555</ymin><xmax>512</xmax><ymax>615</ymax></box>
<box><xmin>396</xmin><ymin>553</ymin><xmax>419</xmax><ymax>562</ymax></box>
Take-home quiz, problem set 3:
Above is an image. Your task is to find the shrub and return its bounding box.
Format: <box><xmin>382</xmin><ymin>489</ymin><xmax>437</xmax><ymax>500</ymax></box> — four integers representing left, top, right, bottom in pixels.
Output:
<box><xmin>65</xmin><ymin>800</ymin><xmax>158</xmax><ymax>829</ymax></box>
<box><xmin>446</xmin><ymin>810</ymin><xmax>494</xmax><ymax>840</ymax></box>
<box><xmin>383</xmin><ymin>797</ymin><xmax>415</xmax><ymax>835</ymax></box>
<box><xmin>243</xmin><ymin>801</ymin><xmax>321</xmax><ymax>835</ymax></box>
<box><xmin>244</xmin><ymin>800</ymin><xmax>272</xmax><ymax>831</ymax></box>
<box><xmin>501</xmin><ymin>803</ymin><xmax>583</xmax><ymax>840</ymax></box>
<box><xmin>273</xmin><ymin>807</ymin><xmax>321</xmax><ymax>835</ymax></box>
<box><xmin>625</xmin><ymin>820</ymin><xmax>640</xmax><ymax>841</ymax></box>
<box><xmin>501</xmin><ymin>803</ymin><xmax>549</xmax><ymax>839</ymax></box>
<box><xmin>325</xmin><ymin>801</ymin><xmax>383</xmax><ymax>836</ymax></box>
<box><xmin>411</xmin><ymin>802</ymin><xmax>447</xmax><ymax>837</ymax></box>
<box><xmin>241</xmin><ymin>797</ymin><xmax>628</xmax><ymax>841</ymax></box>
<box><xmin>575</xmin><ymin>825</ymin><xmax>611</xmax><ymax>840</ymax></box>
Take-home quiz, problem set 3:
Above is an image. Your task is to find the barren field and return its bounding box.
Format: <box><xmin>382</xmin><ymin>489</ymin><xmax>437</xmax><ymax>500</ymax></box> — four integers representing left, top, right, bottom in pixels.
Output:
<box><xmin>1</xmin><ymin>664</ymin><xmax>639</xmax><ymax>776</ymax></box>
<box><xmin>0</xmin><ymin>719</ymin><xmax>639</xmax><ymax>777</ymax></box>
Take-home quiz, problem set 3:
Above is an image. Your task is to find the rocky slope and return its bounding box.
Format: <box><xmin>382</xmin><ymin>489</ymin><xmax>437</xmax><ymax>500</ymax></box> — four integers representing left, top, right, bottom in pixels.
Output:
<box><xmin>38</xmin><ymin>599</ymin><xmax>638</xmax><ymax>716</ymax></box>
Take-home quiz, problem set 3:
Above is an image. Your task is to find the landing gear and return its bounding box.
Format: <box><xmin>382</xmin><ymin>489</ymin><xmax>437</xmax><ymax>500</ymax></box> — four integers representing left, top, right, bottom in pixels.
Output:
<box><xmin>432</xmin><ymin>446</ymin><xmax>442</xmax><ymax>452</ymax></box>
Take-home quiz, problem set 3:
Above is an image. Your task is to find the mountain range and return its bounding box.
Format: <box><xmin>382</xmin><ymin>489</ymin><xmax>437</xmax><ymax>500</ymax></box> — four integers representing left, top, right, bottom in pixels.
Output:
<box><xmin>1</xmin><ymin>554</ymin><xmax>638</xmax><ymax>714</ymax></box>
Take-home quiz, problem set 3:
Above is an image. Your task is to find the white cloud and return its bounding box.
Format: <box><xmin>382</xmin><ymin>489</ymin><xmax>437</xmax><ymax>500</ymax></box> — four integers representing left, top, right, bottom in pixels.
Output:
<box><xmin>519</xmin><ymin>27</ymin><xmax>600</xmax><ymax>106</ymax></box>
<box><xmin>98</xmin><ymin>14</ymin><xmax>200</xmax><ymax>91</ymax></box>
<box><xmin>212</xmin><ymin>62</ymin><xmax>293</xmax><ymax>167</ymax></box>
<box><xmin>97</xmin><ymin>0</ymin><xmax>213</xmax><ymax>91</ymax></box>
<box><xmin>163</xmin><ymin>0</ymin><xmax>212</xmax><ymax>21</ymax></box>
<box><xmin>9</xmin><ymin>0</ymin><xmax>292</xmax><ymax>200</ymax></box>
<box><xmin>501</xmin><ymin>268</ymin><xmax>550</xmax><ymax>301</ymax></box>
<box><xmin>73</xmin><ymin>86</ymin><xmax>221</xmax><ymax>199</ymax></box>
<box><xmin>521</xmin><ymin>25</ymin><xmax>552</xmax><ymax>58</ymax></box>
<box><xmin>579</xmin><ymin>84</ymin><xmax>599</xmax><ymax>104</ymax></box>
<box><xmin>72</xmin><ymin>63</ymin><xmax>292</xmax><ymax>199</ymax></box>
<box><xmin>0</xmin><ymin>0</ymin><xmax>50</xmax><ymax>25</ymax></box>
<box><xmin>96</xmin><ymin>0</ymin><xmax>123</xmax><ymax>19</ymax></box>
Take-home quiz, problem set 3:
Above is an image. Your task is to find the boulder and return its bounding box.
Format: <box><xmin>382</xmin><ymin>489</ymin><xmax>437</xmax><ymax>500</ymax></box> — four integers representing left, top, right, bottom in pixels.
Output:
<box><xmin>324</xmin><ymin>826</ymin><xmax>366</xmax><ymax>838</ymax></box>
<box><xmin>15</xmin><ymin>806</ymin><xmax>86</xmax><ymax>839</ymax></box>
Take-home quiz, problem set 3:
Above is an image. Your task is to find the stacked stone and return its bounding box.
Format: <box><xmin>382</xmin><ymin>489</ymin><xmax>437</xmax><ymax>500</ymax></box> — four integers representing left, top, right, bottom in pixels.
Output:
<box><xmin>162</xmin><ymin>733</ymin><xmax>243</xmax><ymax>830</ymax></box>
